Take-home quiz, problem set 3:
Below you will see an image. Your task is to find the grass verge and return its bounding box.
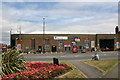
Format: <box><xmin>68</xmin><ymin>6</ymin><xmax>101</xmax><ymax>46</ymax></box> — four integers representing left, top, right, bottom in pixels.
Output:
<box><xmin>81</xmin><ymin>59</ymin><xmax>118</xmax><ymax>73</ymax></box>
<box><xmin>56</xmin><ymin>61</ymin><xmax>86</xmax><ymax>78</ymax></box>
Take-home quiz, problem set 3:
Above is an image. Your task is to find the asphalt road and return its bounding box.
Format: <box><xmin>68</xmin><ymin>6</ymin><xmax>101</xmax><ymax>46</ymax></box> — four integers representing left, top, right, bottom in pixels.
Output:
<box><xmin>24</xmin><ymin>53</ymin><xmax>119</xmax><ymax>62</ymax></box>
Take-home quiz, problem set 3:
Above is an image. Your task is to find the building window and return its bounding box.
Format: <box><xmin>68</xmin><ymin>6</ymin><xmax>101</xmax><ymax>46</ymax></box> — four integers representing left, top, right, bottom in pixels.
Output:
<box><xmin>31</xmin><ymin>39</ymin><xmax>35</xmax><ymax>49</ymax></box>
<box><xmin>59</xmin><ymin>40</ymin><xmax>63</xmax><ymax>49</ymax></box>
<box><xmin>45</xmin><ymin>39</ymin><xmax>50</xmax><ymax>50</ymax></box>
<box><xmin>45</xmin><ymin>39</ymin><xmax>49</xmax><ymax>44</ymax></box>
<box><xmin>85</xmin><ymin>40</ymin><xmax>89</xmax><ymax>48</ymax></box>
<box><xmin>45</xmin><ymin>45</ymin><xmax>49</xmax><ymax>50</ymax></box>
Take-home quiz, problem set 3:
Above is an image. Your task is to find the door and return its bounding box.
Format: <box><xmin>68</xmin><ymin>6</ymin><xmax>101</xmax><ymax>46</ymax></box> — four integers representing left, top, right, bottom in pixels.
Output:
<box><xmin>100</xmin><ymin>39</ymin><xmax>114</xmax><ymax>51</ymax></box>
<box><xmin>38</xmin><ymin>46</ymin><xmax>42</xmax><ymax>53</ymax></box>
<box><xmin>52</xmin><ymin>46</ymin><xmax>56</xmax><ymax>52</ymax></box>
<box><xmin>11</xmin><ymin>39</ymin><xmax>15</xmax><ymax>49</ymax></box>
<box><xmin>79</xmin><ymin>46</ymin><xmax>82</xmax><ymax>52</ymax></box>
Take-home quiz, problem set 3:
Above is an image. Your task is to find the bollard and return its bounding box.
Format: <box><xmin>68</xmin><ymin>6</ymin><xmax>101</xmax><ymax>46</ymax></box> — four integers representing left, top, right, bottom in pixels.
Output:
<box><xmin>53</xmin><ymin>58</ymin><xmax>59</xmax><ymax>65</ymax></box>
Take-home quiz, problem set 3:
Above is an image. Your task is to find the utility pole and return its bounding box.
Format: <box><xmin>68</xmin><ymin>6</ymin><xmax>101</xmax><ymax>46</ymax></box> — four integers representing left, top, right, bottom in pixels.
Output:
<box><xmin>43</xmin><ymin>17</ymin><xmax>45</xmax><ymax>35</ymax></box>
<box><xmin>43</xmin><ymin>17</ymin><xmax>45</xmax><ymax>54</ymax></box>
<box><xmin>17</xmin><ymin>25</ymin><xmax>22</xmax><ymax>51</ymax></box>
<box><xmin>17</xmin><ymin>25</ymin><xmax>21</xmax><ymax>40</ymax></box>
<box><xmin>10</xmin><ymin>28</ymin><xmax>12</xmax><ymax>47</ymax></box>
<box><xmin>20</xmin><ymin>25</ymin><xmax>21</xmax><ymax>41</ymax></box>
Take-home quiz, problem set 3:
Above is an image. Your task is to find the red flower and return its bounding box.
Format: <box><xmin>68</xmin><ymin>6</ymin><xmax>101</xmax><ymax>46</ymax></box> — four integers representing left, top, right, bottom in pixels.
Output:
<box><xmin>53</xmin><ymin>71</ymin><xmax>56</xmax><ymax>74</ymax></box>
<box><xmin>43</xmin><ymin>75</ymin><xmax>48</xmax><ymax>78</ymax></box>
<box><xmin>2</xmin><ymin>62</ymin><xmax>72</xmax><ymax>79</ymax></box>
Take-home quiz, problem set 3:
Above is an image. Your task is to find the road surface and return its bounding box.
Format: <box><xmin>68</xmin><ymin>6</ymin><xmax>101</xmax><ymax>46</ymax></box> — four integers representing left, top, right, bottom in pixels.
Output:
<box><xmin>24</xmin><ymin>53</ymin><xmax>118</xmax><ymax>62</ymax></box>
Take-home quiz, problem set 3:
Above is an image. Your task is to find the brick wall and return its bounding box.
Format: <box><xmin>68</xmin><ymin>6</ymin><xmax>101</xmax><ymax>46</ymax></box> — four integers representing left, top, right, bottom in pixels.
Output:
<box><xmin>11</xmin><ymin>34</ymin><xmax>116</xmax><ymax>52</ymax></box>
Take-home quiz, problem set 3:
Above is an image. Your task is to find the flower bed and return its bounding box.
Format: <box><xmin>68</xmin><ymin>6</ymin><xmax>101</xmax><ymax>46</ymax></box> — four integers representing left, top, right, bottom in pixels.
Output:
<box><xmin>2</xmin><ymin>62</ymin><xmax>72</xmax><ymax>79</ymax></box>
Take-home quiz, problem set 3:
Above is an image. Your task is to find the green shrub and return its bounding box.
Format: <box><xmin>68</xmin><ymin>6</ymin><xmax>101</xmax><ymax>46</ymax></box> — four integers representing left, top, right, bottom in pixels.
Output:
<box><xmin>2</xmin><ymin>49</ymin><xmax>27</xmax><ymax>75</ymax></box>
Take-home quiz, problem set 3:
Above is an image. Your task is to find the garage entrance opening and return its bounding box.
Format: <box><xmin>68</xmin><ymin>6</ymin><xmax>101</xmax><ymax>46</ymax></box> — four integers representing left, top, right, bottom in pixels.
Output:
<box><xmin>52</xmin><ymin>46</ymin><xmax>56</xmax><ymax>52</ymax></box>
<box><xmin>99</xmin><ymin>39</ymin><xmax>114</xmax><ymax>51</ymax></box>
<box><xmin>11</xmin><ymin>39</ymin><xmax>15</xmax><ymax>49</ymax></box>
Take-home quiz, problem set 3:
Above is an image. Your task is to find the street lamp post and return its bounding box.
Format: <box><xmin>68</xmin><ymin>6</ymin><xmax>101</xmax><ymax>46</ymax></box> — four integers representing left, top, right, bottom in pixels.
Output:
<box><xmin>43</xmin><ymin>17</ymin><xmax>45</xmax><ymax>54</ymax></box>
<box><xmin>20</xmin><ymin>25</ymin><xmax>21</xmax><ymax>41</ymax></box>
<box><xmin>17</xmin><ymin>25</ymin><xmax>21</xmax><ymax>41</ymax></box>
<box><xmin>10</xmin><ymin>28</ymin><xmax>12</xmax><ymax>48</ymax></box>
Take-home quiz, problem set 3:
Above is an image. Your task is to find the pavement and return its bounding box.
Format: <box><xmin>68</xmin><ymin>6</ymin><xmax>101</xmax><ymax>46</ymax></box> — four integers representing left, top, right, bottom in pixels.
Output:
<box><xmin>102</xmin><ymin>63</ymin><xmax>119</xmax><ymax>78</ymax></box>
<box><xmin>69</xmin><ymin>60</ymin><xmax>120</xmax><ymax>78</ymax></box>
<box><xmin>70</xmin><ymin>61</ymin><xmax>102</xmax><ymax>78</ymax></box>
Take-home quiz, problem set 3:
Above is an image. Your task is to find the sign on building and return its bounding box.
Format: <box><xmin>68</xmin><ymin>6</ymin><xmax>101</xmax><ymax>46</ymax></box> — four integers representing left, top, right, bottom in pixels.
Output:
<box><xmin>117</xmin><ymin>42</ymin><xmax>120</xmax><ymax>49</ymax></box>
<box><xmin>91</xmin><ymin>41</ymin><xmax>95</xmax><ymax>48</ymax></box>
<box><xmin>59</xmin><ymin>40</ymin><xmax>63</xmax><ymax>49</ymax></box>
<box><xmin>97</xmin><ymin>44</ymin><xmax>99</xmax><ymax>46</ymax></box>
<box><xmin>54</xmin><ymin>36</ymin><xmax>68</xmax><ymax>40</ymax></box>
<box><xmin>64</xmin><ymin>45</ymin><xmax>71</xmax><ymax>47</ymax></box>
<box><xmin>17</xmin><ymin>44</ymin><xmax>21</xmax><ymax>50</ymax></box>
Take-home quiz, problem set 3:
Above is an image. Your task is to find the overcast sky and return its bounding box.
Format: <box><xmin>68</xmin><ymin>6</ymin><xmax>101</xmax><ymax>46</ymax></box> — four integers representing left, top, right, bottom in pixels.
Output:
<box><xmin>0</xmin><ymin>0</ymin><xmax>120</xmax><ymax>45</ymax></box>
